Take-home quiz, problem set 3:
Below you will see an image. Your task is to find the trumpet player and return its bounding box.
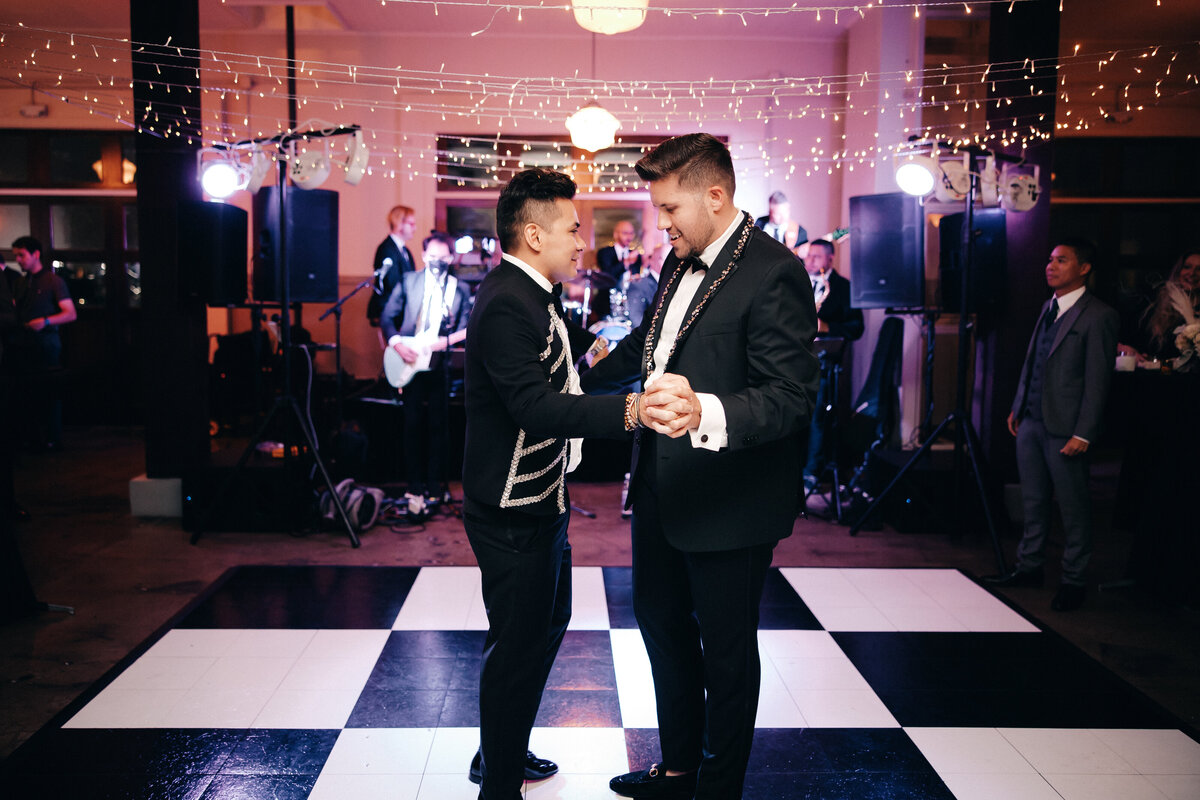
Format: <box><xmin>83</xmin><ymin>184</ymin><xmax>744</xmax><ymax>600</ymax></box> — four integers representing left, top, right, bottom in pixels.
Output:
<box><xmin>597</xmin><ymin>219</ymin><xmax>643</xmax><ymax>282</ymax></box>
<box><xmin>802</xmin><ymin>239</ymin><xmax>865</xmax><ymax>494</ymax></box>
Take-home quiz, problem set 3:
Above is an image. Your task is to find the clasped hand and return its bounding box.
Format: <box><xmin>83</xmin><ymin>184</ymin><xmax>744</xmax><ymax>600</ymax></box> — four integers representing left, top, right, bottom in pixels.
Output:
<box><xmin>638</xmin><ymin>373</ymin><xmax>701</xmax><ymax>438</ymax></box>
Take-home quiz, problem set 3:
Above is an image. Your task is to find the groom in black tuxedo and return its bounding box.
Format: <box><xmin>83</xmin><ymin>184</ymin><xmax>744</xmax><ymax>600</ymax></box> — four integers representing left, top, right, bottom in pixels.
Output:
<box><xmin>583</xmin><ymin>134</ymin><xmax>819</xmax><ymax>799</ymax></box>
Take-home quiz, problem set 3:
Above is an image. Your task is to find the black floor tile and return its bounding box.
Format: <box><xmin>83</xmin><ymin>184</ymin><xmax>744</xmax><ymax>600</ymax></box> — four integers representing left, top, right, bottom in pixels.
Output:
<box><xmin>533</xmin><ymin>688</ymin><xmax>622</xmax><ymax>727</ymax></box>
<box><xmin>178</xmin><ymin>566</ymin><xmax>420</xmax><ymax>629</ymax></box>
<box><xmin>746</xmin><ymin>729</ymin><xmax>832</xmax><ymax>772</ymax></box>
<box><xmin>603</xmin><ymin>567</ymin><xmax>638</xmax><ymax>629</ymax></box>
<box><xmin>199</xmin><ymin>774</ymin><xmax>318</xmax><ymax>799</ymax></box>
<box><xmin>546</xmin><ymin>656</ymin><xmax>618</xmax><ymax>691</ymax></box>
<box><xmin>365</xmin><ymin>656</ymin><xmax>459</xmax><ymax>691</ymax></box>
<box><xmin>758</xmin><ymin>569</ymin><xmax>823</xmax><ymax>630</ymax></box>
<box><xmin>440</xmin><ymin>689</ymin><xmax>481</xmax><ymax>727</ymax></box>
<box><xmin>218</xmin><ymin>729</ymin><xmax>340</xmax><ymax>775</ymax></box>
<box><xmin>345</xmin><ymin>689</ymin><xmax>449</xmax><ymax>727</ymax></box>
<box><xmin>0</xmin><ymin>771</ymin><xmax>213</xmax><ymax>800</ymax></box>
<box><xmin>3</xmin><ymin>728</ymin><xmax>244</xmax><ymax>776</ymax></box>
<box><xmin>623</xmin><ymin>728</ymin><xmax>663</xmax><ymax>770</ymax></box>
<box><xmin>743</xmin><ymin>771</ymin><xmax>955</xmax><ymax>800</ymax></box>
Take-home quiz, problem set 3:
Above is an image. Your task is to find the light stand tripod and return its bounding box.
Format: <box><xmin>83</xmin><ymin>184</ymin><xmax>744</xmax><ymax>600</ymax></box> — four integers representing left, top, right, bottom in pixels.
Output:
<box><xmin>848</xmin><ymin>162</ymin><xmax>1008</xmax><ymax>573</ymax></box>
<box><xmin>193</xmin><ymin>137</ymin><xmax>360</xmax><ymax>547</ymax></box>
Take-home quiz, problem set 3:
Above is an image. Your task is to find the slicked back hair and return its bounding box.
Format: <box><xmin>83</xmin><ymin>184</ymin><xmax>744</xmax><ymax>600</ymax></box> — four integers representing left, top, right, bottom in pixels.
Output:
<box><xmin>634</xmin><ymin>133</ymin><xmax>735</xmax><ymax>198</ymax></box>
<box><xmin>496</xmin><ymin>168</ymin><xmax>577</xmax><ymax>253</ymax></box>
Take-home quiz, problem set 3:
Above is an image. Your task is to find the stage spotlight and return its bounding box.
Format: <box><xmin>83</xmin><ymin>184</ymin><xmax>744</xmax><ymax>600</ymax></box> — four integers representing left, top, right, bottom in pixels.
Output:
<box><xmin>894</xmin><ymin>153</ymin><xmax>939</xmax><ymax>197</ymax></box>
<box><xmin>289</xmin><ymin>141</ymin><xmax>331</xmax><ymax>190</ymax></box>
<box><xmin>455</xmin><ymin>235</ymin><xmax>474</xmax><ymax>255</ymax></box>
<box><xmin>246</xmin><ymin>147</ymin><xmax>272</xmax><ymax>193</ymax></box>
<box><xmin>344</xmin><ymin>130</ymin><xmax>369</xmax><ymax>186</ymax></box>
<box><xmin>199</xmin><ymin>157</ymin><xmax>246</xmax><ymax>199</ymax></box>
<box><xmin>1000</xmin><ymin>165</ymin><xmax>1042</xmax><ymax>212</ymax></box>
<box><xmin>935</xmin><ymin>154</ymin><xmax>972</xmax><ymax>203</ymax></box>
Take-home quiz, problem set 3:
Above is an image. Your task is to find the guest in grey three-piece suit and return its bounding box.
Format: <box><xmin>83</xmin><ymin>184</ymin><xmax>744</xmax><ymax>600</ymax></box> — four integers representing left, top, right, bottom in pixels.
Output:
<box><xmin>987</xmin><ymin>238</ymin><xmax>1119</xmax><ymax>612</ymax></box>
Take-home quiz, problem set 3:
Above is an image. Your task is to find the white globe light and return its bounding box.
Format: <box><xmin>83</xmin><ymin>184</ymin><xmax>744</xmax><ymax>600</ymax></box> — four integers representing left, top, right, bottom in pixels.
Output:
<box><xmin>572</xmin><ymin>0</ymin><xmax>648</xmax><ymax>35</ymax></box>
<box><xmin>566</xmin><ymin>103</ymin><xmax>621</xmax><ymax>153</ymax></box>
<box><xmin>200</xmin><ymin>161</ymin><xmax>244</xmax><ymax>199</ymax></box>
<box><xmin>895</xmin><ymin>158</ymin><xmax>938</xmax><ymax>197</ymax></box>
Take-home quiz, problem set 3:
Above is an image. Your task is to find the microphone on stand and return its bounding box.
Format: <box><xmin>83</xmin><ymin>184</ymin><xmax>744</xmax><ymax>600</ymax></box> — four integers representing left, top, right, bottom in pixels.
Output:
<box><xmin>374</xmin><ymin>257</ymin><xmax>393</xmax><ymax>295</ymax></box>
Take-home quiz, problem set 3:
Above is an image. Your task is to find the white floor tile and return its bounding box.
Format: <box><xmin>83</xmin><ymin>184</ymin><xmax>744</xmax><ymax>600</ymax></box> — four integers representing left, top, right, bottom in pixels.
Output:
<box><xmin>277</xmin><ymin>655</ymin><xmax>379</xmax><ymax>693</ymax></box>
<box><xmin>949</xmin><ymin>603</ymin><xmax>1040</xmax><ymax>633</ymax></box>
<box><xmin>393</xmin><ymin>567</ymin><xmax>485</xmax><ymax>630</ymax></box>
<box><xmin>757</xmin><ymin>630</ymin><xmax>843</xmax><ymax>659</ymax></box>
<box><xmin>755</xmin><ymin>660</ymin><xmax>807</xmax><ymax>728</ymax></box>
<box><xmin>321</xmin><ymin>728</ymin><xmax>437</xmax><ymax>774</ymax></box>
<box><xmin>807</xmin><ymin>605</ymin><xmax>897</xmax><ymax>631</ymax></box>
<box><xmin>527</xmin><ymin>727</ymin><xmax>629</xmax><ymax>774</ymax></box>
<box><xmin>308</xmin><ymin>772</ymin><xmax>422</xmax><ymax>800</ymax></box>
<box><xmin>1000</xmin><ymin>728</ymin><xmax>1136</xmax><ymax>776</ymax></box>
<box><xmin>227</xmin><ymin>628</ymin><xmax>316</xmax><ymax>659</ymax></box>
<box><xmin>251</xmin><ymin>689</ymin><xmax>363</xmax><ymax>729</ymax></box>
<box><xmin>1045</xmin><ymin>772</ymin><xmax>1171</xmax><ymax>800</ymax></box>
<box><xmin>610</xmin><ymin>629</ymin><xmax>657</xmax><ymax>729</ymax></box>
<box><xmin>791</xmin><ymin>689</ymin><xmax>898</xmax><ymax>728</ymax></box>
<box><xmin>424</xmin><ymin>727</ymin><xmax>479</xmax><ymax>775</ymax></box>
<box><xmin>62</xmin><ymin>688</ymin><xmax>185</xmax><ymax>728</ymax></box>
<box><xmin>879</xmin><ymin>605</ymin><xmax>968</xmax><ymax>631</ymax></box>
<box><xmin>1092</xmin><ymin>729</ymin><xmax>1200</xmax><ymax>775</ymax></box>
<box><xmin>302</xmin><ymin>629</ymin><xmax>391</xmax><ymax>661</ymax></box>
<box><xmin>142</xmin><ymin>628</ymin><xmax>242</xmax><ymax>658</ymax></box>
<box><xmin>524</xmin><ymin>772</ymin><xmax>624</xmax><ymax>799</ymax></box>
<box><xmin>158</xmin><ymin>687</ymin><xmax>275</xmax><ymax>728</ymax></box>
<box><xmin>568</xmin><ymin>567</ymin><xmax>611</xmax><ymax>631</ymax></box>
<box><xmin>1147</xmin><ymin>774</ymin><xmax>1200</xmax><ymax>800</ymax></box>
<box><xmin>414</xmin><ymin>772</ymin><xmax>486</xmax><ymax>800</ymax></box>
<box><xmin>193</xmin><ymin>655</ymin><xmax>296</xmax><ymax>691</ymax></box>
<box><xmin>907</xmin><ymin>727</ymin><xmax>1038</xmax><ymax>774</ymax></box>
<box><xmin>938</xmin><ymin>772</ymin><xmax>1066</xmax><ymax>800</ymax></box>
<box><xmin>105</xmin><ymin>655</ymin><xmax>216</xmax><ymax>691</ymax></box>
<box><xmin>771</xmin><ymin>657</ymin><xmax>872</xmax><ymax>692</ymax></box>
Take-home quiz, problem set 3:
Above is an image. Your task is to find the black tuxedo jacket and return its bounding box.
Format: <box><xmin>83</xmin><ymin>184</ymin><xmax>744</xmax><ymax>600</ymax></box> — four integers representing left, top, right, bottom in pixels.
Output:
<box><xmin>583</xmin><ymin>215</ymin><xmax>819</xmax><ymax>551</ymax></box>
<box><xmin>596</xmin><ymin>245</ymin><xmax>642</xmax><ymax>282</ymax></box>
<box><xmin>367</xmin><ymin>236</ymin><xmax>414</xmax><ymax>324</ymax></box>
<box><xmin>816</xmin><ymin>270</ymin><xmax>864</xmax><ymax>341</ymax></box>
<box><xmin>463</xmin><ymin>261</ymin><xmax>629</xmax><ymax>517</ymax></box>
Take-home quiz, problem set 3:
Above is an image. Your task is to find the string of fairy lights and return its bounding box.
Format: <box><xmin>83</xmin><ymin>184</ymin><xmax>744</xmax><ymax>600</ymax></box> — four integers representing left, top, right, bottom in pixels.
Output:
<box><xmin>1</xmin><ymin>18</ymin><xmax>1196</xmax><ymax>190</ymax></box>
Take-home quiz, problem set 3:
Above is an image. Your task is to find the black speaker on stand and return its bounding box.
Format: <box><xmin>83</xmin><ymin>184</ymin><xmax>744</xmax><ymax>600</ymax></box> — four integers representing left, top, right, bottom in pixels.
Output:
<box><xmin>179</xmin><ymin>201</ymin><xmax>248</xmax><ymax>306</ymax></box>
<box><xmin>940</xmin><ymin>208</ymin><xmax>1006</xmax><ymax>314</ymax></box>
<box><xmin>849</xmin><ymin>192</ymin><xmax>925</xmax><ymax>309</ymax></box>
<box><xmin>253</xmin><ymin>186</ymin><xmax>339</xmax><ymax>303</ymax></box>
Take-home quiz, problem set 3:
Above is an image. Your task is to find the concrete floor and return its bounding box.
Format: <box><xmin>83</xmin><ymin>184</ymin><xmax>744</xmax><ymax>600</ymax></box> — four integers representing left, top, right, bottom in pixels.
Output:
<box><xmin>2</xmin><ymin>426</ymin><xmax>1197</xmax><ymax>760</ymax></box>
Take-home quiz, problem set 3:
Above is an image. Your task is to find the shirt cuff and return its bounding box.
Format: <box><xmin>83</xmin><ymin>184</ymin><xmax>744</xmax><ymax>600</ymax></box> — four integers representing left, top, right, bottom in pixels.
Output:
<box><xmin>689</xmin><ymin>392</ymin><xmax>728</xmax><ymax>451</ymax></box>
<box><xmin>1073</xmin><ymin>435</ymin><xmax>1090</xmax><ymax>445</ymax></box>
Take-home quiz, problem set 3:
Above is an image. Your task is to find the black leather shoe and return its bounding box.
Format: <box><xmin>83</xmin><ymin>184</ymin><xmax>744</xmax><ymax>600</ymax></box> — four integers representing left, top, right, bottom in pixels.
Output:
<box><xmin>469</xmin><ymin>750</ymin><xmax>559</xmax><ymax>784</ymax></box>
<box><xmin>983</xmin><ymin>567</ymin><xmax>1044</xmax><ymax>588</ymax></box>
<box><xmin>1051</xmin><ymin>583</ymin><xmax>1086</xmax><ymax>611</ymax></box>
<box><xmin>609</xmin><ymin>764</ymin><xmax>697</xmax><ymax>799</ymax></box>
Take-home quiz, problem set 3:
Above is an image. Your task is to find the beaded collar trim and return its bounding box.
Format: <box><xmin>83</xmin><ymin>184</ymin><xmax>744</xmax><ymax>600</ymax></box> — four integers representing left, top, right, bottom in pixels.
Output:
<box><xmin>642</xmin><ymin>211</ymin><xmax>755</xmax><ymax>379</ymax></box>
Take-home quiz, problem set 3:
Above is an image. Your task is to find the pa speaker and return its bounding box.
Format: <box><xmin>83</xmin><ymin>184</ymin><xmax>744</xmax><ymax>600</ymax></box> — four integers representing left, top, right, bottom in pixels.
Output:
<box><xmin>252</xmin><ymin>186</ymin><xmax>339</xmax><ymax>303</ymax></box>
<box><xmin>849</xmin><ymin>193</ymin><xmax>925</xmax><ymax>309</ymax></box>
<box><xmin>939</xmin><ymin>208</ymin><xmax>1007</xmax><ymax>313</ymax></box>
<box><xmin>178</xmin><ymin>201</ymin><xmax>247</xmax><ymax>306</ymax></box>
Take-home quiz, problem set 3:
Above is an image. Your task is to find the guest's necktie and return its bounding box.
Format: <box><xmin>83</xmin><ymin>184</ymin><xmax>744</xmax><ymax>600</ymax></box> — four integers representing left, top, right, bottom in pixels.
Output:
<box><xmin>1044</xmin><ymin>297</ymin><xmax>1059</xmax><ymax>328</ymax></box>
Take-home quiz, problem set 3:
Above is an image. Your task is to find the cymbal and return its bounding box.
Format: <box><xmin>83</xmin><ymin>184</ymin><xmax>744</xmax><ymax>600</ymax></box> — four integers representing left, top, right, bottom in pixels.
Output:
<box><xmin>568</xmin><ymin>268</ymin><xmax>616</xmax><ymax>289</ymax></box>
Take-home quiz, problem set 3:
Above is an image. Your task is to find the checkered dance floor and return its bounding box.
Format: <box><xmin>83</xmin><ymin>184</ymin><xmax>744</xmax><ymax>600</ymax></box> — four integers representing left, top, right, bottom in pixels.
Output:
<box><xmin>3</xmin><ymin>566</ymin><xmax>1198</xmax><ymax>799</ymax></box>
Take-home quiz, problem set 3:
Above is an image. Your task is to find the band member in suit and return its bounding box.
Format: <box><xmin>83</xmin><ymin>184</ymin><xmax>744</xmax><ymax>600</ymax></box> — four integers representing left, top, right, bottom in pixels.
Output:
<box><xmin>582</xmin><ymin>134</ymin><xmax>819</xmax><ymax>800</ymax></box>
<box><xmin>986</xmin><ymin>238</ymin><xmax>1119</xmax><ymax>612</ymax></box>
<box><xmin>463</xmin><ymin>168</ymin><xmax>681</xmax><ymax>800</ymax></box>
<box><xmin>367</xmin><ymin>204</ymin><xmax>417</xmax><ymax>327</ymax></box>
<box><xmin>753</xmin><ymin>190</ymin><xmax>807</xmax><ymax>252</ymax></box>
<box><xmin>596</xmin><ymin>219</ymin><xmax>643</xmax><ymax>282</ymax></box>
<box><xmin>381</xmin><ymin>231</ymin><xmax>471</xmax><ymax>515</ymax></box>
<box><xmin>802</xmin><ymin>238</ymin><xmax>865</xmax><ymax>489</ymax></box>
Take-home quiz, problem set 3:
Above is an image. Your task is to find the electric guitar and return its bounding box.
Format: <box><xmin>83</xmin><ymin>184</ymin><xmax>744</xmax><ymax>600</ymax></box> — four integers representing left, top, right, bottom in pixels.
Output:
<box><xmin>383</xmin><ymin>328</ymin><xmax>467</xmax><ymax>388</ymax></box>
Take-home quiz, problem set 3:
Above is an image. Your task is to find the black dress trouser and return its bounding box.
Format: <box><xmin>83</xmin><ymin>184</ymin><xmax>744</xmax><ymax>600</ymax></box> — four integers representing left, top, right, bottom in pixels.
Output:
<box><xmin>630</xmin><ymin>471</ymin><xmax>776</xmax><ymax>800</ymax></box>
<box><xmin>463</xmin><ymin>495</ymin><xmax>572</xmax><ymax>800</ymax></box>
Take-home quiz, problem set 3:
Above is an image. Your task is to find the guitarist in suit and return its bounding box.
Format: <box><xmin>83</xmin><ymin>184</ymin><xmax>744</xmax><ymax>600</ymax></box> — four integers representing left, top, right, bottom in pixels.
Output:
<box><xmin>582</xmin><ymin>134</ymin><xmax>819</xmax><ymax>800</ymax></box>
<box><xmin>381</xmin><ymin>231</ymin><xmax>470</xmax><ymax>515</ymax></box>
<box><xmin>367</xmin><ymin>204</ymin><xmax>417</xmax><ymax>328</ymax></box>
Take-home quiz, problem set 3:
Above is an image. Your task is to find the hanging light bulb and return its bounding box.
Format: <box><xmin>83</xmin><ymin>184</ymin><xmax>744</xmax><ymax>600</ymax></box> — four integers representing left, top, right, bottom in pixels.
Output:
<box><xmin>572</xmin><ymin>0</ymin><xmax>648</xmax><ymax>35</ymax></box>
<box><xmin>566</xmin><ymin>102</ymin><xmax>620</xmax><ymax>153</ymax></box>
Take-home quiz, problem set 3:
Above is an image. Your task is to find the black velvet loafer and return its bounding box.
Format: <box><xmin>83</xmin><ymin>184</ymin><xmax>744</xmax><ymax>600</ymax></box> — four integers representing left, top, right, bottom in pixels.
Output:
<box><xmin>469</xmin><ymin>750</ymin><xmax>559</xmax><ymax>784</ymax></box>
<box><xmin>609</xmin><ymin>764</ymin><xmax>697</xmax><ymax>799</ymax></box>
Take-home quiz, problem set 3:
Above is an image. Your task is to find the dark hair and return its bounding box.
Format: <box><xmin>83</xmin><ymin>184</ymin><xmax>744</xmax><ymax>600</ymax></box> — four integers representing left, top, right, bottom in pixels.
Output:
<box><xmin>634</xmin><ymin>133</ymin><xmax>735</xmax><ymax>198</ymax></box>
<box><xmin>809</xmin><ymin>239</ymin><xmax>835</xmax><ymax>256</ymax></box>
<box><xmin>1055</xmin><ymin>236</ymin><xmax>1097</xmax><ymax>270</ymax></box>
<box><xmin>422</xmin><ymin>230</ymin><xmax>456</xmax><ymax>253</ymax></box>
<box><xmin>12</xmin><ymin>235</ymin><xmax>42</xmax><ymax>255</ymax></box>
<box><xmin>768</xmin><ymin>190</ymin><xmax>789</xmax><ymax>205</ymax></box>
<box><xmin>496</xmin><ymin>168</ymin><xmax>577</xmax><ymax>252</ymax></box>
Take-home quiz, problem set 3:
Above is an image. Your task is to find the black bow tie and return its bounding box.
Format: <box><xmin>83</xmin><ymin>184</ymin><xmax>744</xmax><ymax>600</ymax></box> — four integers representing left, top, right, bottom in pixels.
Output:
<box><xmin>681</xmin><ymin>256</ymin><xmax>707</xmax><ymax>273</ymax></box>
<box><xmin>552</xmin><ymin>283</ymin><xmax>564</xmax><ymax>298</ymax></box>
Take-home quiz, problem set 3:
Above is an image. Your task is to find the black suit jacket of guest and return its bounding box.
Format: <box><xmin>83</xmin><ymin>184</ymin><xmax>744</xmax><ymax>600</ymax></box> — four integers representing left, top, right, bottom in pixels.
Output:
<box><xmin>816</xmin><ymin>270</ymin><xmax>864</xmax><ymax>342</ymax></box>
<box><xmin>367</xmin><ymin>236</ymin><xmax>414</xmax><ymax>324</ymax></box>
<box><xmin>596</xmin><ymin>245</ymin><xmax>642</xmax><ymax>282</ymax></box>
<box><xmin>582</xmin><ymin>217</ymin><xmax>820</xmax><ymax>551</ymax></box>
<box><xmin>463</xmin><ymin>261</ymin><xmax>630</xmax><ymax>517</ymax></box>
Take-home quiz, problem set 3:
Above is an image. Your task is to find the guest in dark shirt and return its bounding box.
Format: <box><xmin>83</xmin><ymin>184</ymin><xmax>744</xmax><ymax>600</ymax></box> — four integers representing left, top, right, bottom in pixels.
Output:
<box><xmin>11</xmin><ymin>236</ymin><xmax>76</xmax><ymax>449</ymax></box>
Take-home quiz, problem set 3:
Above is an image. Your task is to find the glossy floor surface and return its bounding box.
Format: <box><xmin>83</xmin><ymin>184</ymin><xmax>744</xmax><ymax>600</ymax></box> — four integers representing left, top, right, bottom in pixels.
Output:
<box><xmin>2</xmin><ymin>428</ymin><xmax>1199</xmax><ymax>799</ymax></box>
<box><xmin>4</xmin><ymin>563</ymin><xmax>1199</xmax><ymax>799</ymax></box>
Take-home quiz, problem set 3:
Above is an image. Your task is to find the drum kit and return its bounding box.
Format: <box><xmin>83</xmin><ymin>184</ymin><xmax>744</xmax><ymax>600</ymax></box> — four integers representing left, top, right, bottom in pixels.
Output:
<box><xmin>564</xmin><ymin>268</ymin><xmax>633</xmax><ymax>348</ymax></box>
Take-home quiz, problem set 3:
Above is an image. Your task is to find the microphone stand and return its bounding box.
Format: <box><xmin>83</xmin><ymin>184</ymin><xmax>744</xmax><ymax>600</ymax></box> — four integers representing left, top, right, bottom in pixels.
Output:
<box><xmin>319</xmin><ymin>275</ymin><xmax>376</xmax><ymax>428</ymax></box>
